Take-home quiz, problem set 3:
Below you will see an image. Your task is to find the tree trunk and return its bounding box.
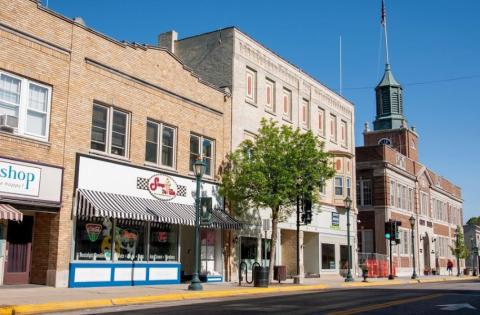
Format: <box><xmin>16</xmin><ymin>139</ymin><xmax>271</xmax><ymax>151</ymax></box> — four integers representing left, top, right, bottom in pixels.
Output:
<box><xmin>268</xmin><ymin>213</ymin><xmax>279</xmax><ymax>283</ymax></box>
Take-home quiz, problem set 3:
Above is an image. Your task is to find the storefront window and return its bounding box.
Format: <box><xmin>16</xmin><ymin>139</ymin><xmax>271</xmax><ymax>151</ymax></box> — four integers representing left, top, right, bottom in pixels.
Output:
<box><xmin>74</xmin><ymin>217</ymin><xmax>113</xmax><ymax>261</ymax></box>
<box><xmin>114</xmin><ymin>221</ymin><xmax>145</xmax><ymax>261</ymax></box>
<box><xmin>149</xmin><ymin>224</ymin><xmax>178</xmax><ymax>261</ymax></box>
<box><xmin>322</xmin><ymin>243</ymin><xmax>335</xmax><ymax>269</ymax></box>
<box><xmin>201</xmin><ymin>229</ymin><xmax>216</xmax><ymax>275</ymax></box>
<box><xmin>340</xmin><ymin>245</ymin><xmax>351</xmax><ymax>270</ymax></box>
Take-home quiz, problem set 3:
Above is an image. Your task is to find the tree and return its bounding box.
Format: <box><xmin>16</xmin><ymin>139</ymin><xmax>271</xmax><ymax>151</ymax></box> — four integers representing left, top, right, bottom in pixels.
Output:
<box><xmin>219</xmin><ymin>119</ymin><xmax>335</xmax><ymax>282</ymax></box>
<box><xmin>450</xmin><ymin>225</ymin><xmax>469</xmax><ymax>259</ymax></box>
<box><xmin>466</xmin><ymin>216</ymin><xmax>480</xmax><ymax>226</ymax></box>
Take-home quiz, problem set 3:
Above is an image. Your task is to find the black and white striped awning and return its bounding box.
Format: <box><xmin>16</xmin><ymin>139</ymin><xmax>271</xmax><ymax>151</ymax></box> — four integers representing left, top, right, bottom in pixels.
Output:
<box><xmin>75</xmin><ymin>189</ymin><xmax>242</xmax><ymax>229</ymax></box>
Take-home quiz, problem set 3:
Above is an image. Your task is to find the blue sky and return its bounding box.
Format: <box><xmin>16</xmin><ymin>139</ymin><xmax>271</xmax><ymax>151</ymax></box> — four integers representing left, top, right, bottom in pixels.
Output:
<box><xmin>45</xmin><ymin>0</ymin><xmax>479</xmax><ymax>221</ymax></box>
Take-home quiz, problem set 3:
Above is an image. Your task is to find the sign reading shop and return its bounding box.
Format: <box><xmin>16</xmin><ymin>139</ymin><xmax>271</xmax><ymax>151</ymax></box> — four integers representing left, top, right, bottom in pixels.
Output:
<box><xmin>148</xmin><ymin>174</ymin><xmax>178</xmax><ymax>200</ymax></box>
<box><xmin>0</xmin><ymin>157</ymin><xmax>63</xmax><ymax>205</ymax></box>
<box><xmin>0</xmin><ymin>160</ymin><xmax>41</xmax><ymax>197</ymax></box>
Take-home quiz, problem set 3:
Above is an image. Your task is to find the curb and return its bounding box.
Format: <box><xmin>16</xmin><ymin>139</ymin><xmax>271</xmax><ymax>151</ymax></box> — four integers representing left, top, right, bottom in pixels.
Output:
<box><xmin>1</xmin><ymin>277</ymin><xmax>477</xmax><ymax>314</ymax></box>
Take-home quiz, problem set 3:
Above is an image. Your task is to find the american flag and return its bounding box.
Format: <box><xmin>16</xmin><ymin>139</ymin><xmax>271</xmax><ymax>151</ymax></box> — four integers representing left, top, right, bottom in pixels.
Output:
<box><xmin>381</xmin><ymin>0</ymin><xmax>386</xmax><ymax>25</ymax></box>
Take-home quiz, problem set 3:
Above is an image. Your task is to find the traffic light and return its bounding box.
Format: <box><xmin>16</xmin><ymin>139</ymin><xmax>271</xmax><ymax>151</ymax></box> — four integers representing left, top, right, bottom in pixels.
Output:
<box><xmin>302</xmin><ymin>197</ymin><xmax>312</xmax><ymax>224</ymax></box>
<box><xmin>393</xmin><ymin>221</ymin><xmax>402</xmax><ymax>244</ymax></box>
<box><xmin>384</xmin><ymin>221</ymin><xmax>392</xmax><ymax>240</ymax></box>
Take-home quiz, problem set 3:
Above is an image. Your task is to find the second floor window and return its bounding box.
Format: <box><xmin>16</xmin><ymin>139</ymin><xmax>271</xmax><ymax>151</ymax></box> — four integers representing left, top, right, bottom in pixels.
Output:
<box><xmin>91</xmin><ymin>104</ymin><xmax>129</xmax><ymax>157</ymax></box>
<box><xmin>301</xmin><ymin>99</ymin><xmax>309</xmax><ymax>128</ymax></box>
<box><xmin>145</xmin><ymin>120</ymin><xmax>176</xmax><ymax>168</ymax></box>
<box><xmin>245</xmin><ymin>68</ymin><xmax>256</xmax><ymax>103</ymax></box>
<box><xmin>265</xmin><ymin>78</ymin><xmax>275</xmax><ymax>111</ymax></box>
<box><xmin>334</xmin><ymin>176</ymin><xmax>343</xmax><ymax>196</ymax></box>
<box><xmin>357</xmin><ymin>179</ymin><xmax>372</xmax><ymax>206</ymax></box>
<box><xmin>282</xmin><ymin>88</ymin><xmax>292</xmax><ymax>120</ymax></box>
<box><xmin>318</xmin><ymin>107</ymin><xmax>325</xmax><ymax>136</ymax></box>
<box><xmin>330</xmin><ymin>114</ymin><xmax>337</xmax><ymax>142</ymax></box>
<box><xmin>0</xmin><ymin>71</ymin><xmax>51</xmax><ymax>140</ymax></box>
<box><xmin>190</xmin><ymin>134</ymin><xmax>214</xmax><ymax>177</ymax></box>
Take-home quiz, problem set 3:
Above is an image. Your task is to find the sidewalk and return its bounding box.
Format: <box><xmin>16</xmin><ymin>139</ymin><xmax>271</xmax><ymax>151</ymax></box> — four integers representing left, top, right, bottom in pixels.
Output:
<box><xmin>0</xmin><ymin>275</ymin><xmax>477</xmax><ymax>315</ymax></box>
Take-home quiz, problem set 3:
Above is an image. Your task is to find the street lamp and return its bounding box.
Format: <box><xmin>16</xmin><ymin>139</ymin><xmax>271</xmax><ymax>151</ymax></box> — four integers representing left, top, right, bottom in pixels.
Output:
<box><xmin>454</xmin><ymin>228</ymin><xmax>461</xmax><ymax>277</ymax></box>
<box><xmin>470</xmin><ymin>237</ymin><xmax>477</xmax><ymax>276</ymax></box>
<box><xmin>344</xmin><ymin>196</ymin><xmax>354</xmax><ymax>282</ymax></box>
<box><xmin>188</xmin><ymin>158</ymin><xmax>206</xmax><ymax>291</ymax></box>
<box><xmin>409</xmin><ymin>216</ymin><xmax>417</xmax><ymax>279</ymax></box>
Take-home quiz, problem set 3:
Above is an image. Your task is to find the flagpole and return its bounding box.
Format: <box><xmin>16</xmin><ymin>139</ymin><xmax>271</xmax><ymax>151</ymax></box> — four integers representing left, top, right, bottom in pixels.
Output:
<box><xmin>339</xmin><ymin>35</ymin><xmax>342</xmax><ymax>95</ymax></box>
<box><xmin>382</xmin><ymin>0</ymin><xmax>390</xmax><ymax>65</ymax></box>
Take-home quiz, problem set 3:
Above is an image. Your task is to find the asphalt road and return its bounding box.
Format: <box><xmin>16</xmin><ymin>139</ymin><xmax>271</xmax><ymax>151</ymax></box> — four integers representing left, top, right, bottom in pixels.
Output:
<box><xmin>62</xmin><ymin>280</ymin><xmax>480</xmax><ymax>315</ymax></box>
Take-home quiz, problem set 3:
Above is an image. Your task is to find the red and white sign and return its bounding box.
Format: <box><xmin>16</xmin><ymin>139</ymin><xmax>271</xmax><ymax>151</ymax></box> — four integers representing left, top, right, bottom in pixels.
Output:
<box><xmin>148</xmin><ymin>174</ymin><xmax>178</xmax><ymax>200</ymax></box>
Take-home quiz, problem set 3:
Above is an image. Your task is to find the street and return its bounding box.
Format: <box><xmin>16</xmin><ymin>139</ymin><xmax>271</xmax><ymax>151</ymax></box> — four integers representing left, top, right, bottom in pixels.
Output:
<box><xmin>59</xmin><ymin>280</ymin><xmax>480</xmax><ymax>315</ymax></box>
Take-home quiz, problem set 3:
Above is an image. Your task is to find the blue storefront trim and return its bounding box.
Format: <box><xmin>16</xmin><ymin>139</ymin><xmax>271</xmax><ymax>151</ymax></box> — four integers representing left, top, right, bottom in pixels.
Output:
<box><xmin>69</xmin><ymin>262</ymin><xmax>181</xmax><ymax>288</ymax></box>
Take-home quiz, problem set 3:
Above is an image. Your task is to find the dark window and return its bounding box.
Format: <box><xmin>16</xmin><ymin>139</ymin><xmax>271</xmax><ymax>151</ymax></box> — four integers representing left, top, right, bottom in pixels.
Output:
<box><xmin>322</xmin><ymin>243</ymin><xmax>335</xmax><ymax>269</ymax></box>
<box><xmin>74</xmin><ymin>218</ymin><xmax>113</xmax><ymax>261</ymax></box>
<box><xmin>115</xmin><ymin>222</ymin><xmax>145</xmax><ymax>261</ymax></box>
<box><xmin>91</xmin><ymin>105</ymin><xmax>108</xmax><ymax>152</ymax></box>
<box><xmin>149</xmin><ymin>224</ymin><xmax>178</xmax><ymax>261</ymax></box>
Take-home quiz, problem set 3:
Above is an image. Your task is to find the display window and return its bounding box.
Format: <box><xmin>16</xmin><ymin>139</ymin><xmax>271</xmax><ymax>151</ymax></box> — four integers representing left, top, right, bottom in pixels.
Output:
<box><xmin>115</xmin><ymin>221</ymin><xmax>145</xmax><ymax>261</ymax></box>
<box><xmin>149</xmin><ymin>224</ymin><xmax>178</xmax><ymax>262</ymax></box>
<box><xmin>201</xmin><ymin>229</ymin><xmax>219</xmax><ymax>275</ymax></box>
<box><xmin>74</xmin><ymin>217</ymin><xmax>114</xmax><ymax>261</ymax></box>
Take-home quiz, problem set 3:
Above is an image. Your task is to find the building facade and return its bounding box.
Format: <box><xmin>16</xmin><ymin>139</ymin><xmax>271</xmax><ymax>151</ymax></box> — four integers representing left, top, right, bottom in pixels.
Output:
<box><xmin>0</xmin><ymin>0</ymin><xmax>238</xmax><ymax>287</ymax></box>
<box><xmin>160</xmin><ymin>28</ymin><xmax>357</xmax><ymax>280</ymax></box>
<box><xmin>463</xmin><ymin>223</ymin><xmax>479</xmax><ymax>274</ymax></box>
<box><xmin>356</xmin><ymin>64</ymin><xmax>464</xmax><ymax>277</ymax></box>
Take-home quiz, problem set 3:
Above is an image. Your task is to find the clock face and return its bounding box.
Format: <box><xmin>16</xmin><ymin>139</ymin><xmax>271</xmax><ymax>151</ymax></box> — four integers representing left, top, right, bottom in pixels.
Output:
<box><xmin>378</xmin><ymin>138</ymin><xmax>392</xmax><ymax>146</ymax></box>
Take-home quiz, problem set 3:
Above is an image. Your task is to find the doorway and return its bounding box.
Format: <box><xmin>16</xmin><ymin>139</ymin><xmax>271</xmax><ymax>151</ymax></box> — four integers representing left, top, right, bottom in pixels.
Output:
<box><xmin>423</xmin><ymin>233</ymin><xmax>430</xmax><ymax>272</ymax></box>
<box><xmin>3</xmin><ymin>216</ymin><xmax>33</xmax><ymax>285</ymax></box>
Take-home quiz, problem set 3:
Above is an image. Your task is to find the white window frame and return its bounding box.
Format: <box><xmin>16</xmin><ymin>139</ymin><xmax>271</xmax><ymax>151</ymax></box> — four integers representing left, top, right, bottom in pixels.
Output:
<box><xmin>265</xmin><ymin>78</ymin><xmax>275</xmax><ymax>112</ymax></box>
<box><xmin>190</xmin><ymin>134</ymin><xmax>215</xmax><ymax>178</ymax></box>
<box><xmin>346</xmin><ymin>177</ymin><xmax>351</xmax><ymax>197</ymax></box>
<box><xmin>334</xmin><ymin>176</ymin><xmax>343</xmax><ymax>196</ymax></box>
<box><xmin>318</xmin><ymin>107</ymin><xmax>325</xmax><ymax>137</ymax></box>
<box><xmin>0</xmin><ymin>70</ymin><xmax>52</xmax><ymax>141</ymax></box>
<box><xmin>301</xmin><ymin>99</ymin><xmax>309</xmax><ymax>128</ymax></box>
<box><xmin>282</xmin><ymin>88</ymin><xmax>292</xmax><ymax>120</ymax></box>
<box><xmin>340</xmin><ymin>120</ymin><xmax>347</xmax><ymax>147</ymax></box>
<box><xmin>245</xmin><ymin>67</ymin><xmax>257</xmax><ymax>103</ymax></box>
<box><xmin>357</xmin><ymin>179</ymin><xmax>372</xmax><ymax>206</ymax></box>
<box><xmin>90</xmin><ymin>103</ymin><xmax>130</xmax><ymax>158</ymax></box>
<box><xmin>145</xmin><ymin>119</ymin><xmax>177</xmax><ymax>169</ymax></box>
<box><xmin>420</xmin><ymin>192</ymin><xmax>429</xmax><ymax>216</ymax></box>
<box><xmin>330</xmin><ymin>114</ymin><xmax>337</xmax><ymax>142</ymax></box>
<box><xmin>389</xmin><ymin>180</ymin><xmax>396</xmax><ymax>207</ymax></box>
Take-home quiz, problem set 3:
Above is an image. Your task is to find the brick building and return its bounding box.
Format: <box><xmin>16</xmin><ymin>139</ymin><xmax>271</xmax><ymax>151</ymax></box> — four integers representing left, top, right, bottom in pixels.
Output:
<box><xmin>158</xmin><ymin>28</ymin><xmax>356</xmax><ymax>280</ymax></box>
<box><xmin>356</xmin><ymin>63</ymin><xmax>463</xmax><ymax>276</ymax></box>
<box><xmin>0</xmin><ymin>0</ymin><xmax>238</xmax><ymax>287</ymax></box>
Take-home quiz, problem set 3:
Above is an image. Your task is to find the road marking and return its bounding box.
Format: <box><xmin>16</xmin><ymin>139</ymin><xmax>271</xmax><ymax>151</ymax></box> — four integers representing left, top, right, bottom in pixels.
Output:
<box><xmin>327</xmin><ymin>293</ymin><xmax>444</xmax><ymax>315</ymax></box>
<box><xmin>437</xmin><ymin>303</ymin><xmax>477</xmax><ymax>311</ymax></box>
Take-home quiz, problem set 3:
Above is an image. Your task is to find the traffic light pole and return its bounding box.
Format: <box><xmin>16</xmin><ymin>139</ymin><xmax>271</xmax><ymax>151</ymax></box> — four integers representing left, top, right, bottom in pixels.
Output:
<box><xmin>388</xmin><ymin>221</ymin><xmax>394</xmax><ymax>280</ymax></box>
<box><xmin>296</xmin><ymin>194</ymin><xmax>300</xmax><ymax>283</ymax></box>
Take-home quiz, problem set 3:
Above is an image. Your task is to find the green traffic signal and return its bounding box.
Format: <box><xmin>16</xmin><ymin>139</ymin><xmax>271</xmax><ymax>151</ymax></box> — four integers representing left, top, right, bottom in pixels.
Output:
<box><xmin>385</xmin><ymin>233</ymin><xmax>391</xmax><ymax>239</ymax></box>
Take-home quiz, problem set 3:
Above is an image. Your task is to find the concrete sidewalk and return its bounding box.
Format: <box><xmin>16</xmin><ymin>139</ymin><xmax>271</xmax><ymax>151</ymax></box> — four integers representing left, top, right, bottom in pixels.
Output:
<box><xmin>0</xmin><ymin>275</ymin><xmax>477</xmax><ymax>315</ymax></box>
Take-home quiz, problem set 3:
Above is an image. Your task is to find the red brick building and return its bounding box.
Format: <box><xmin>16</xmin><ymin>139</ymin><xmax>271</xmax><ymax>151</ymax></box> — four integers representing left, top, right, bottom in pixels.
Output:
<box><xmin>356</xmin><ymin>64</ymin><xmax>463</xmax><ymax>277</ymax></box>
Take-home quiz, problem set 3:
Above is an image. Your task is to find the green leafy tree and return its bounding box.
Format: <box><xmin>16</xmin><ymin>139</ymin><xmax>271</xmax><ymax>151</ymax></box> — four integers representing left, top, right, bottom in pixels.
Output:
<box><xmin>450</xmin><ymin>225</ymin><xmax>469</xmax><ymax>259</ymax></box>
<box><xmin>219</xmin><ymin>119</ymin><xmax>335</xmax><ymax>281</ymax></box>
<box><xmin>466</xmin><ymin>216</ymin><xmax>480</xmax><ymax>226</ymax></box>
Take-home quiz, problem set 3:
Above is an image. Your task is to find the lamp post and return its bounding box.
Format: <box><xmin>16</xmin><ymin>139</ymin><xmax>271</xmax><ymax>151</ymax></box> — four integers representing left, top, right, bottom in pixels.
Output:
<box><xmin>409</xmin><ymin>216</ymin><xmax>417</xmax><ymax>279</ymax></box>
<box><xmin>470</xmin><ymin>237</ymin><xmax>477</xmax><ymax>276</ymax></box>
<box><xmin>188</xmin><ymin>158</ymin><xmax>206</xmax><ymax>291</ymax></box>
<box><xmin>344</xmin><ymin>196</ymin><xmax>354</xmax><ymax>282</ymax></box>
<box><xmin>455</xmin><ymin>228</ymin><xmax>460</xmax><ymax>277</ymax></box>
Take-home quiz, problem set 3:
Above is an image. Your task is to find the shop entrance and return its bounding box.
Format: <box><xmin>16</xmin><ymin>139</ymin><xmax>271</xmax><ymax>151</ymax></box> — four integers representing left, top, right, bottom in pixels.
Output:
<box><xmin>4</xmin><ymin>216</ymin><xmax>33</xmax><ymax>285</ymax></box>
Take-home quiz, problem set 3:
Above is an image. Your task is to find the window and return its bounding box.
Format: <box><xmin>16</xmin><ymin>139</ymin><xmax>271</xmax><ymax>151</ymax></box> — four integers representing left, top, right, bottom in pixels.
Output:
<box><xmin>340</xmin><ymin>120</ymin><xmax>347</xmax><ymax>147</ymax></box>
<box><xmin>201</xmin><ymin>229</ymin><xmax>217</xmax><ymax>275</ymax></box>
<box><xmin>340</xmin><ymin>245</ymin><xmax>351</xmax><ymax>270</ymax></box>
<box><xmin>399</xmin><ymin>229</ymin><xmax>409</xmax><ymax>255</ymax></box>
<box><xmin>330</xmin><ymin>114</ymin><xmax>337</xmax><ymax>142</ymax></box>
<box><xmin>420</xmin><ymin>192</ymin><xmax>429</xmax><ymax>216</ymax></box>
<box><xmin>149</xmin><ymin>224</ymin><xmax>178</xmax><ymax>261</ymax></box>
<box><xmin>301</xmin><ymin>99</ymin><xmax>309</xmax><ymax>128</ymax></box>
<box><xmin>319</xmin><ymin>178</ymin><xmax>326</xmax><ymax>195</ymax></box>
<box><xmin>407</xmin><ymin>188</ymin><xmax>413</xmax><ymax>212</ymax></box>
<box><xmin>74</xmin><ymin>218</ymin><xmax>113</xmax><ymax>261</ymax></box>
<box><xmin>145</xmin><ymin>120</ymin><xmax>176</xmax><ymax>168</ymax></box>
<box><xmin>389</xmin><ymin>181</ymin><xmax>396</xmax><ymax>207</ymax></box>
<box><xmin>322</xmin><ymin>243</ymin><xmax>335</xmax><ymax>269</ymax></box>
<box><xmin>318</xmin><ymin>107</ymin><xmax>325</xmax><ymax>136</ymax></box>
<box><xmin>0</xmin><ymin>71</ymin><xmax>51</xmax><ymax>139</ymax></box>
<box><xmin>331</xmin><ymin>212</ymin><xmax>340</xmax><ymax>227</ymax></box>
<box><xmin>115</xmin><ymin>221</ymin><xmax>145</xmax><ymax>261</ymax></box>
<box><xmin>190</xmin><ymin>134</ymin><xmax>215</xmax><ymax>177</ymax></box>
<box><xmin>357</xmin><ymin>179</ymin><xmax>372</xmax><ymax>206</ymax></box>
<box><xmin>91</xmin><ymin>104</ymin><xmax>129</xmax><ymax>157</ymax></box>
<box><xmin>265</xmin><ymin>78</ymin><xmax>275</xmax><ymax>111</ymax></box>
<box><xmin>245</xmin><ymin>68</ymin><xmax>256</xmax><ymax>103</ymax></box>
<box><xmin>335</xmin><ymin>176</ymin><xmax>343</xmax><ymax>196</ymax></box>
<box><xmin>397</xmin><ymin>184</ymin><xmax>402</xmax><ymax>209</ymax></box>
<box><xmin>282</xmin><ymin>88</ymin><xmax>292</xmax><ymax>120</ymax></box>
<box><xmin>346</xmin><ymin>177</ymin><xmax>351</xmax><ymax>197</ymax></box>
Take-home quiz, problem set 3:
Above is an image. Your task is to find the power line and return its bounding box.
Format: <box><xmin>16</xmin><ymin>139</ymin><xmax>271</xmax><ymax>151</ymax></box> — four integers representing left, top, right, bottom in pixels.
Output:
<box><xmin>344</xmin><ymin>74</ymin><xmax>480</xmax><ymax>90</ymax></box>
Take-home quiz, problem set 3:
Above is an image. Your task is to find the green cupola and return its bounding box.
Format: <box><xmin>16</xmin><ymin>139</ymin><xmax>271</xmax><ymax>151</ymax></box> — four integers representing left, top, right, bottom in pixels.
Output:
<box><xmin>373</xmin><ymin>63</ymin><xmax>406</xmax><ymax>130</ymax></box>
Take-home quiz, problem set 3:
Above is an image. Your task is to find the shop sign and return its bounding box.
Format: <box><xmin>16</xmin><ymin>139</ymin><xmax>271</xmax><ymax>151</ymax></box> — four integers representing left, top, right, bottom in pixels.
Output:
<box><xmin>0</xmin><ymin>161</ymin><xmax>41</xmax><ymax>197</ymax></box>
<box><xmin>147</xmin><ymin>174</ymin><xmax>178</xmax><ymax>200</ymax></box>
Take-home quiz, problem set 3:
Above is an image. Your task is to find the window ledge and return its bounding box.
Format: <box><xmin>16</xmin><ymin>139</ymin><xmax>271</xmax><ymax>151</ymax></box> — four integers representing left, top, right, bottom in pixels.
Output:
<box><xmin>245</xmin><ymin>99</ymin><xmax>257</xmax><ymax>107</ymax></box>
<box><xmin>282</xmin><ymin>117</ymin><xmax>293</xmax><ymax>124</ymax></box>
<box><xmin>265</xmin><ymin>108</ymin><xmax>276</xmax><ymax>116</ymax></box>
<box><xmin>143</xmin><ymin>162</ymin><xmax>178</xmax><ymax>174</ymax></box>
<box><xmin>0</xmin><ymin>131</ymin><xmax>51</xmax><ymax>148</ymax></box>
<box><xmin>89</xmin><ymin>150</ymin><xmax>131</xmax><ymax>163</ymax></box>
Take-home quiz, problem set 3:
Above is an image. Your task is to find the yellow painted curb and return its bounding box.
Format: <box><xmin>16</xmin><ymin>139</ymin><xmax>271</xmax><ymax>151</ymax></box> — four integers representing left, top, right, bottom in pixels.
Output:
<box><xmin>12</xmin><ymin>299</ymin><xmax>114</xmax><ymax>315</ymax></box>
<box><xmin>0</xmin><ymin>307</ymin><xmax>14</xmax><ymax>315</ymax></box>
<box><xmin>342</xmin><ymin>280</ymin><xmax>402</xmax><ymax>287</ymax></box>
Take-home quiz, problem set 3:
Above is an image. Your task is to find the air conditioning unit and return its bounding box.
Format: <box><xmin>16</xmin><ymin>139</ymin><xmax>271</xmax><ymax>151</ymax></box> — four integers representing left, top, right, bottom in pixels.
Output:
<box><xmin>0</xmin><ymin>114</ymin><xmax>18</xmax><ymax>132</ymax></box>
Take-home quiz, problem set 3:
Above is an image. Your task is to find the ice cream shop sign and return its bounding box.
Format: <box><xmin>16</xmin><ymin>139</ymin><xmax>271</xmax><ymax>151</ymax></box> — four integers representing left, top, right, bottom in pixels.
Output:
<box><xmin>148</xmin><ymin>174</ymin><xmax>178</xmax><ymax>200</ymax></box>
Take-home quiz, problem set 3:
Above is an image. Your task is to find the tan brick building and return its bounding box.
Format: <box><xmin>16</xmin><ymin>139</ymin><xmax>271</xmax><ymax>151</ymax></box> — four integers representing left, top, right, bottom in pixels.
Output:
<box><xmin>356</xmin><ymin>64</ymin><xmax>463</xmax><ymax>277</ymax></box>
<box><xmin>0</xmin><ymin>0</ymin><xmax>236</xmax><ymax>287</ymax></box>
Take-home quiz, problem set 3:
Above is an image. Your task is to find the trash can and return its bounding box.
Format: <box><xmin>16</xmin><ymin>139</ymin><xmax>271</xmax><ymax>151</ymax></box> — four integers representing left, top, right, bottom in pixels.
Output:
<box><xmin>253</xmin><ymin>266</ymin><xmax>269</xmax><ymax>287</ymax></box>
<box><xmin>274</xmin><ymin>265</ymin><xmax>286</xmax><ymax>283</ymax></box>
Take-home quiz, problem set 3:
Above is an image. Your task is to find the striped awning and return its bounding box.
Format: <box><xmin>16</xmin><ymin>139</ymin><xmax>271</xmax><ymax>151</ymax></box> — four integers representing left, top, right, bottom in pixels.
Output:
<box><xmin>75</xmin><ymin>189</ymin><xmax>242</xmax><ymax>229</ymax></box>
<box><xmin>0</xmin><ymin>203</ymin><xmax>23</xmax><ymax>221</ymax></box>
